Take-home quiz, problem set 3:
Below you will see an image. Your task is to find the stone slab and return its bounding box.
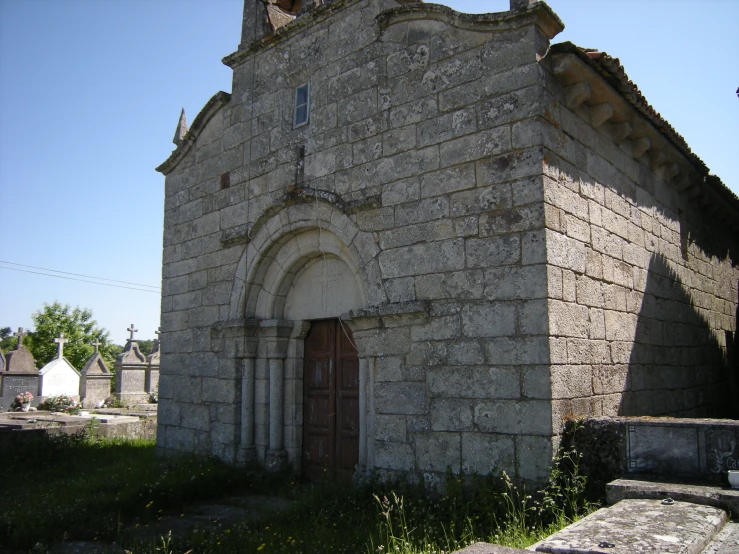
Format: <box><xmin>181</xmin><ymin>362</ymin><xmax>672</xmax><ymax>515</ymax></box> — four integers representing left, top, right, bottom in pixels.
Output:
<box><xmin>532</xmin><ymin>499</ymin><xmax>726</xmax><ymax>554</ymax></box>
<box><xmin>73</xmin><ymin>412</ymin><xmax>140</xmax><ymax>424</ymax></box>
<box><xmin>700</xmin><ymin>522</ymin><xmax>739</xmax><ymax>554</ymax></box>
<box><xmin>95</xmin><ymin>405</ymin><xmax>158</xmax><ymax>418</ymax></box>
<box><xmin>1</xmin><ymin>373</ymin><xmax>40</xmax><ymax>398</ymax></box>
<box><xmin>606</xmin><ymin>478</ymin><xmax>739</xmax><ymax>517</ymax></box>
<box><xmin>627</xmin><ymin>422</ymin><xmax>700</xmax><ymax>475</ymax></box>
<box><xmin>453</xmin><ymin>543</ymin><xmax>530</xmax><ymax>554</ymax></box>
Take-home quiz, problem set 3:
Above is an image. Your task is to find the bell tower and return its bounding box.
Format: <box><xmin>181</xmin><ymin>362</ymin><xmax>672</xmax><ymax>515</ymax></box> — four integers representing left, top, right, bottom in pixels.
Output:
<box><xmin>239</xmin><ymin>0</ymin><xmax>305</xmax><ymax>50</ymax></box>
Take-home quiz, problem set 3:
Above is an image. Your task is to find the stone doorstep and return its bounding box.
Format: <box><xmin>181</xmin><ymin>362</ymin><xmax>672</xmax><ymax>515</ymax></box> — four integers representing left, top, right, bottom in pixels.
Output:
<box><xmin>607</xmin><ymin>478</ymin><xmax>739</xmax><ymax>518</ymax></box>
<box><xmin>529</xmin><ymin>499</ymin><xmax>727</xmax><ymax>554</ymax></box>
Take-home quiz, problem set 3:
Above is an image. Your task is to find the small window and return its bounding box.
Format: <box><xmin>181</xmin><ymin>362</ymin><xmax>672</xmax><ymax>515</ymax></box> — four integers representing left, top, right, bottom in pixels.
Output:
<box><xmin>220</xmin><ymin>171</ymin><xmax>230</xmax><ymax>190</ymax></box>
<box><xmin>294</xmin><ymin>82</ymin><xmax>310</xmax><ymax>128</ymax></box>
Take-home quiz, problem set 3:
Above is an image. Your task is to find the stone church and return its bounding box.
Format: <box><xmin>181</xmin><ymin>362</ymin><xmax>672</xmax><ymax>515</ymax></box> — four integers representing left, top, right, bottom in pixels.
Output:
<box><xmin>156</xmin><ymin>0</ymin><xmax>739</xmax><ymax>484</ymax></box>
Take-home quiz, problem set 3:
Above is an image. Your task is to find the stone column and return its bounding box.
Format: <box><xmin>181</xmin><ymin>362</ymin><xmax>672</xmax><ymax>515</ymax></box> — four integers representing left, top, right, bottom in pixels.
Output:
<box><xmin>358</xmin><ymin>356</ymin><xmax>369</xmax><ymax>468</ymax></box>
<box><xmin>210</xmin><ymin>319</ymin><xmax>259</xmax><ymax>465</ymax></box>
<box><xmin>340</xmin><ymin>312</ymin><xmax>383</xmax><ymax>476</ymax></box>
<box><xmin>240</xmin><ymin>357</ymin><xmax>257</xmax><ymax>463</ymax></box>
<box><xmin>258</xmin><ymin>320</ymin><xmax>292</xmax><ymax>471</ymax></box>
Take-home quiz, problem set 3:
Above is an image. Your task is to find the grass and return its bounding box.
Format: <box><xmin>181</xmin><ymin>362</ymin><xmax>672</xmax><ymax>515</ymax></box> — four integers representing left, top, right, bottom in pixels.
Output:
<box><xmin>0</xmin><ymin>428</ymin><xmax>595</xmax><ymax>553</ymax></box>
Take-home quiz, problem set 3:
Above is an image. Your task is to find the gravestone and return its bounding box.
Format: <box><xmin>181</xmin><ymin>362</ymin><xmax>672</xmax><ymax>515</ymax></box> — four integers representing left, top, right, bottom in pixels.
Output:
<box><xmin>1</xmin><ymin>328</ymin><xmax>40</xmax><ymax>408</ymax></box>
<box><xmin>145</xmin><ymin>328</ymin><xmax>160</xmax><ymax>398</ymax></box>
<box><xmin>80</xmin><ymin>340</ymin><xmax>113</xmax><ymax>408</ymax></box>
<box><xmin>115</xmin><ymin>324</ymin><xmax>148</xmax><ymax>404</ymax></box>
<box><xmin>39</xmin><ymin>333</ymin><xmax>81</xmax><ymax>398</ymax></box>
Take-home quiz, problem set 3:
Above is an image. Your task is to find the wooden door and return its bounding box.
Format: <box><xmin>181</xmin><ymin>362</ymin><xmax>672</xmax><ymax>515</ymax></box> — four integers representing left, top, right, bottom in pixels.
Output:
<box><xmin>303</xmin><ymin>319</ymin><xmax>359</xmax><ymax>481</ymax></box>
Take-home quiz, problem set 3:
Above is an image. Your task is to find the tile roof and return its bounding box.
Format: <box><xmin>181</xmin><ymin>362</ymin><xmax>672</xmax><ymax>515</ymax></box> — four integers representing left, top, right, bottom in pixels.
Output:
<box><xmin>550</xmin><ymin>42</ymin><xmax>739</xmax><ymax>212</ymax></box>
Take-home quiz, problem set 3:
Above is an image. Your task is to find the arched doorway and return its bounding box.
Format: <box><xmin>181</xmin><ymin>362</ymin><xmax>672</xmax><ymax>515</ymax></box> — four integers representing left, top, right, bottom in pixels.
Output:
<box><xmin>229</xmin><ymin>202</ymin><xmax>382</xmax><ymax>477</ymax></box>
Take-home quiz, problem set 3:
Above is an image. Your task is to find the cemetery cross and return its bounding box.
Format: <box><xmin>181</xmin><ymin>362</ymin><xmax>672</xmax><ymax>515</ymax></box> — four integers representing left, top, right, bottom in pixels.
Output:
<box><xmin>13</xmin><ymin>327</ymin><xmax>26</xmax><ymax>349</ymax></box>
<box><xmin>54</xmin><ymin>333</ymin><xmax>68</xmax><ymax>359</ymax></box>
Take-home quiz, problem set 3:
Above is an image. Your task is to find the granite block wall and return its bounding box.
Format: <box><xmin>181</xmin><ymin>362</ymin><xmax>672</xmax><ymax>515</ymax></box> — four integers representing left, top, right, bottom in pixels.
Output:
<box><xmin>156</xmin><ymin>0</ymin><xmax>738</xmax><ymax>484</ymax></box>
<box><xmin>538</xmin><ymin>49</ymin><xmax>739</xmax><ymax>431</ymax></box>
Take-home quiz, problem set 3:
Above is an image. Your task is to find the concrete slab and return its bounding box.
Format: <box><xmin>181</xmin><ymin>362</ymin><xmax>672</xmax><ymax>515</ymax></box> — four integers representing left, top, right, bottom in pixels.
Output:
<box><xmin>607</xmin><ymin>478</ymin><xmax>739</xmax><ymax>517</ymax></box>
<box><xmin>532</xmin><ymin>499</ymin><xmax>726</xmax><ymax>554</ymax></box>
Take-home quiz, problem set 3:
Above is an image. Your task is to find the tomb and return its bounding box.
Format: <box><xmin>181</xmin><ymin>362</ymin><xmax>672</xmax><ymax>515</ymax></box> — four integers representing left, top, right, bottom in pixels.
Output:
<box><xmin>1</xmin><ymin>328</ymin><xmax>40</xmax><ymax>409</ymax></box>
<box><xmin>80</xmin><ymin>340</ymin><xmax>113</xmax><ymax>408</ymax></box>
<box><xmin>38</xmin><ymin>334</ymin><xmax>81</xmax><ymax>398</ymax></box>
<box><xmin>114</xmin><ymin>324</ymin><xmax>149</xmax><ymax>405</ymax></box>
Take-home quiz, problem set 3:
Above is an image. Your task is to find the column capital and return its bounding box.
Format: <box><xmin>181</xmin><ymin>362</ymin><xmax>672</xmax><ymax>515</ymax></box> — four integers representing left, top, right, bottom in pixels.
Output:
<box><xmin>258</xmin><ymin>320</ymin><xmax>293</xmax><ymax>359</ymax></box>
<box><xmin>211</xmin><ymin>318</ymin><xmax>260</xmax><ymax>358</ymax></box>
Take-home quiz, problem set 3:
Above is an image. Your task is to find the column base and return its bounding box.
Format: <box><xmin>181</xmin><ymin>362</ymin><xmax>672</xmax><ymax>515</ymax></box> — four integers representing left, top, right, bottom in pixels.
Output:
<box><xmin>237</xmin><ymin>446</ymin><xmax>257</xmax><ymax>466</ymax></box>
<box><xmin>265</xmin><ymin>449</ymin><xmax>288</xmax><ymax>472</ymax></box>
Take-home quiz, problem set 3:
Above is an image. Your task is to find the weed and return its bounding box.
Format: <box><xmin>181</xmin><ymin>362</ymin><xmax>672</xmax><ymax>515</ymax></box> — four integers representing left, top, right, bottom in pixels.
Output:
<box><xmin>0</xmin><ymin>433</ymin><xmax>595</xmax><ymax>553</ymax></box>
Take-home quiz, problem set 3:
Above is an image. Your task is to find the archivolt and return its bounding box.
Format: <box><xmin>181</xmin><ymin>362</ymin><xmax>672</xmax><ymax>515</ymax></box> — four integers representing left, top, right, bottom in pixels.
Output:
<box><xmin>228</xmin><ymin>202</ymin><xmax>383</xmax><ymax>320</ymax></box>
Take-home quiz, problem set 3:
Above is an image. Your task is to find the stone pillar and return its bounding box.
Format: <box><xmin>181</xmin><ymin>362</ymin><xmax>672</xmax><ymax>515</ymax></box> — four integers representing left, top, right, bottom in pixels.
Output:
<box><xmin>258</xmin><ymin>320</ymin><xmax>292</xmax><ymax>472</ymax></box>
<box><xmin>210</xmin><ymin>318</ymin><xmax>259</xmax><ymax>465</ymax></box>
<box><xmin>340</xmin><ymin>312</ymin><xmax>383</xmax><ymax>476</ymax></box>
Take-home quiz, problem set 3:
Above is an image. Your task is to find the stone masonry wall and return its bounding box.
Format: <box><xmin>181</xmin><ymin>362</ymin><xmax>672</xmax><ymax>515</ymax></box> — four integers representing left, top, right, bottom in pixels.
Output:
<box><xmin>156</xmin><ymin>0</ymin><xmax>738</xmax><ymax>484</ymax></box>
<box><xmin>535</xmin><ymin>52</ymin><xmax>739</xmax><ymax>433</ymax></box>
<box><xmin>157</xmin><ymin>0</ymin><xmax>564</xmax><ymax>483</ymax></box>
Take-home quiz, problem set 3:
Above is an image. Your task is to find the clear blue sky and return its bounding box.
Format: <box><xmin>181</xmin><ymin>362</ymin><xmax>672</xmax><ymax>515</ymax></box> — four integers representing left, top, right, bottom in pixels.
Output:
<box><xmin>1</xmin><ymin>0</ymin><xmax>736</xmax><ymax>345</ymax></box>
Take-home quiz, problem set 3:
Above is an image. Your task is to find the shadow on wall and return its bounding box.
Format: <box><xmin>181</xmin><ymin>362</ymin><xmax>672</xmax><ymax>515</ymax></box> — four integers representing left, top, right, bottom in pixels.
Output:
<box><xmin>620</xmin><ymin>254</ymin><xmax>736</xmax><ymax>418</ymax></box>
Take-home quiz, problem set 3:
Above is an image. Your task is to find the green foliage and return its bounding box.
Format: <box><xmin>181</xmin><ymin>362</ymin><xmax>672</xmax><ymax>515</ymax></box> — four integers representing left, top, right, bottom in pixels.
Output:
<box><xmin>0</xmin><ymin>433</ymin><xmax>259</xmax><ymax>551</ymax></box>
<box><xmin>0</xmin><ymin>326</ymin><xmax>15</xmax><ymax>353</ymax></box>
<box><xmin>26</xmin><ymin>301</ymin><xmax>116</xmax><ymax>370</ymax></box>
<box><xmin>137</xmin><ymin>339</ymin><xmax>155</xmax><ymax>357</ymax></box>
<box><xmin>0</xmin><ymin>434</ymin><xmax>595</xmax><ymax>553</ymax></box>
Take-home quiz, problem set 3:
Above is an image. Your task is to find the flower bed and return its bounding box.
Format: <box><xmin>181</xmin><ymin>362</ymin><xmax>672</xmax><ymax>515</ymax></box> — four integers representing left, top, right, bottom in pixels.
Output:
<box><xmin>38</xmin><ymin>395</ymin><xmax>81</xmax><ymax>415</ymax></box>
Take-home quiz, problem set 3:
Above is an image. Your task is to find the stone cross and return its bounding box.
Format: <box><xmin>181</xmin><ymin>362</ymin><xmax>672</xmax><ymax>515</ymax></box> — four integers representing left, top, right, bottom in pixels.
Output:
<box><xmin>92</xmin><ymin>339</ymin><xmax>101</xmax><ymax>353</ymax></box>
<box><xmin>155</xmin><ymin>327</ymin><xmax>161</xmax><ymax>339</ymax></box>
<box><xmin>127</xmin><ymin>324</ymin><xmax>138</xmax><ymax>341</ymax></box>
<box><xmin>54</xmin><ymin>333</ymin><xmax>68</xmax><ymax>359</ymax></box>
<box><xmin>13</xmin><ymin>327</ymin><xmax>26</xmax><ymax>349</ymax></box>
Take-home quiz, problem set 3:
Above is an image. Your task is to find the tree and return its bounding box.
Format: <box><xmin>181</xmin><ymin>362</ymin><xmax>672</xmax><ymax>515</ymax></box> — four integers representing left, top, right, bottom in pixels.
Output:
<box><xmin>26</xmin><ymin>302</ymin><xmax>116</xmax><ymax>370</ymax></box>
<box><xmin>0</xmin><ymin>327</ymin><xmax>14</xmax><ymax>353</ymax></box>
<box><xmin>137</xmin><ymin>339</ymin><xmax>155</xmax><ymax>357</ymax></box>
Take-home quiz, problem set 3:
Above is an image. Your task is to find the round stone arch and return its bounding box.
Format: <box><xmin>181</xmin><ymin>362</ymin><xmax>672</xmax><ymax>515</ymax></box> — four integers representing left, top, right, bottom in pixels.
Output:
<box><xmin>228</xmin><ymin>201</ymin><xmax>382</xmax><ymax>475</ymax></box>
<box><xmin>228</xmin><ymin>202</ymin><xmax>383</xmax><ymax>321</ymax></box>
